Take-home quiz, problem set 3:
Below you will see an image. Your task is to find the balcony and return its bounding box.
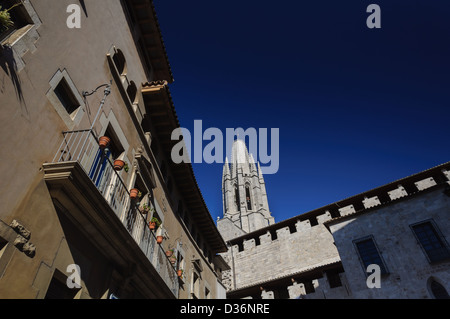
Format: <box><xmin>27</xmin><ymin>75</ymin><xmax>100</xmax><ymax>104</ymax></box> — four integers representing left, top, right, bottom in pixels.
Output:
<box><xmin>43</xmin><ymin>129</ymin><xmax>179</xmax><ymax>298</ymax></box>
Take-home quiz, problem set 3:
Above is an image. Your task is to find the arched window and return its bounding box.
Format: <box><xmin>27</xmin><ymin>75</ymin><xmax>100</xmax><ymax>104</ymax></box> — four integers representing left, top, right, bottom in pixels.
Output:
<box><xmin>113</xmin><ymin>49</ymin><xmax>127</xmax><ymax>76</ymax></box>
<box><xmin>429</xmin><ymin>278</ymin><xmax>450</xmax><ymax>299</ymax></box>
<box><xmin>245</xmin><ymin>185</ymin><xmax>252</xmax><ymax>210</ymax></box>
<box><xmin>127</xmin><ymin>81</ymin><xmax>138</xmax><ymax>104</ymax></box>
<box><xmin>234</xmin><ymin>185</ymin><xmax>240</xmax><ymax>210</ymax></box>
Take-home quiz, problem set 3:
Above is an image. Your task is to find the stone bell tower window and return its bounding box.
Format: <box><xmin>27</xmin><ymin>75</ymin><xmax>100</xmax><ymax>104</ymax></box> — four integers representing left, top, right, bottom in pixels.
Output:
<box><xmin>246</xmin><ymin>185</ymin><xmax>252</xmax><ymax>210</ymax></box>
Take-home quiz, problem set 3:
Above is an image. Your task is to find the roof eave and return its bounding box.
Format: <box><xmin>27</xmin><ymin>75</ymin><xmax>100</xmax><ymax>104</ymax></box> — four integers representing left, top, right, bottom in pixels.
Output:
<box><xmin>129</xmin><ymin>0</ymin><xmax>174</xmax><ymax>83</ymax></box>
<box><xmin>141</xmin><ymin>82</ymin><xmax>228</xmax><ymax>253</ymax></box>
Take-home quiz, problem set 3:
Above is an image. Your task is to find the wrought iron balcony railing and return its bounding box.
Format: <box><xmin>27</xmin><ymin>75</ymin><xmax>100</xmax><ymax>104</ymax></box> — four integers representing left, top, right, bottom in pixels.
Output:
<box><xmin>51</xmin><ymin>129</ymin><xmax>179</xmax><ymax>297</ymax></box>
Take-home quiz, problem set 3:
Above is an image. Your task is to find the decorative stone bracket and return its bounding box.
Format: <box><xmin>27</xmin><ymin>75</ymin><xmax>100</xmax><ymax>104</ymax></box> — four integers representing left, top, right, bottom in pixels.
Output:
<box><xmin>10</xmin><ymin>220</ymin><xmax>35</xmax><ymax>258</ymax></box>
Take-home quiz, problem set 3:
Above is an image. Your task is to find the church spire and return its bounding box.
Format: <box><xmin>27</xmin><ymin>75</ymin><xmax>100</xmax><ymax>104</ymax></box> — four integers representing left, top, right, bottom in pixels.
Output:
<box><xmin>231</xmin><ymin>139</ymin><xmax>251</xmax><ymax>177</ymax></box>
<box><xmin>219</xmin><ymin>139</ymin><xmax>275</xmax><ymax>235</ymax></box>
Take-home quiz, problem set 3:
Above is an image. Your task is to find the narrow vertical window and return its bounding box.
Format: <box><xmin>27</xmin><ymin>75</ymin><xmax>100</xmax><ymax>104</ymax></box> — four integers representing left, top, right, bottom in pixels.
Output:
<box><xmin>192</xmin><ymin>272</ymin><xmax>200</xmax><ymax>299</ymax></box>
<box><xmin>234</xmin><ymin>186</ymin><xmax>240</xmax><ymax>209</ymax></box>
<box><xmin>411</xmin><ymin>220</ymin><xmax>450</xmax><ymax>263</ymax></box>
<box><xmin>354</xmin><ymin>236</ymin><xmax>388</xmax><ymax>274</ymax></box>
<box><xmin>245</xmin><ymin>185</ymin><xmax>252</xmax><ymax>210</ymax></box>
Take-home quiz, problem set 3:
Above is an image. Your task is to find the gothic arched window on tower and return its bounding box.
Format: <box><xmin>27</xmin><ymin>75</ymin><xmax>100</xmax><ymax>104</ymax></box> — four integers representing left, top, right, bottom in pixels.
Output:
<box><xmin>246</xmin><ymin>186</ymin><xmax>252</xmax><ymax>210</ymax></box>
<box><xmin>234</xmin><ymin>186</ymin><xmax>240</xmax><ymax>210</ymax></box>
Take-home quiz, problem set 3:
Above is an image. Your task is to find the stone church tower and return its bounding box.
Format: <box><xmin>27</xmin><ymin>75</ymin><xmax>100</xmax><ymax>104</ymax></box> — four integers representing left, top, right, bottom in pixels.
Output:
<box><xmin>217</xmin><ymin>139</ymin><xmax>275</xmax><ymax>241</ymax></box>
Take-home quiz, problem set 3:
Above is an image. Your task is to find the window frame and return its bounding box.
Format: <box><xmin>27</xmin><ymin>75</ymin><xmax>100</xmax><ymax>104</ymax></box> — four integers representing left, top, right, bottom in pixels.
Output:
<box><xmin>191</xmin><ymin>269</ymin><xmax>201</xmax><ymax>299</ymax></box>
<box><xmin>245</xmin><ymin>184</ymin><xmax>252</xmax><ymax>211</ymax></box>
<box><xmin>410</xmin><ymin>219</ymin><xmax>450</xmax><ymax>264</ymax></box>
<box><xmin>0</xmin><ymin>0</ymin><xmax>41</xmax><ymax>72</ymax></box>
<box><xmin>53</xmin><ymin>77</ymin><xmax>81</xmax><ymax>117</ymax></box>
<box><xmin>46</xmin><ymin>69</ymin><xmax>85</xmax><ymax>130</ymax></box>
<box><xmin>0</xmin><ymin>0</ymin><xmax>32</xmax><ymax>41</ymax></box>
<box><xmin>353</xmin><ymin>235</ymin><xmax>389</xmax><ymax>276</ymax></box>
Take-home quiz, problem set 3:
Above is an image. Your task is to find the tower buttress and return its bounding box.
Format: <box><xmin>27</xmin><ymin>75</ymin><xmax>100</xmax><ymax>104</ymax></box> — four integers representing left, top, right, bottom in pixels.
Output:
<box><xmin>222</xmin><ymin>157</ymin><xmax>234</xmax><ymax>217</ymax></box>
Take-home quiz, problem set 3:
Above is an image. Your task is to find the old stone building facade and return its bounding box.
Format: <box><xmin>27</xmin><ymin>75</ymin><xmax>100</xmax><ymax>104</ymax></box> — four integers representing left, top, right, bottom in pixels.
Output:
<box><xmin>217</xmin><ymin>140</ymin><xmax>450</xmax><ymax>299</ymax></box>
<box><xmin>0</xmin><ymin>0</ymin><xmax>228</xmax><ymax>299</ymax></box>
<box><xmin>327</xmin><ymin>166</ymin><xmax>450</xmax><ymax>299</ymax></box>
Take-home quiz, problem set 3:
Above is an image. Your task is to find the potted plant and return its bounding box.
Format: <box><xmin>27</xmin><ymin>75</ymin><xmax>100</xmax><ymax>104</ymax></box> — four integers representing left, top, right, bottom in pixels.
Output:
<box><xmin>129</xmin><ymin>188</ymin><xmax>140</xmax><ymax>199</ymax></box>
<box><xmin>140</xmin><ymin>203</ymin><xmax>150</xmax><ymax>215</ymax></box>
<box><xmin>98</xmin><ymin>136</ymin><xmax>111</xmax><ymax>149</ymax></box>
<box><xmin>165</xmin><ymin>249</ymin><xmax>174</xmax><ymax>257</ymax></box>
<box><xmin>113</xmin><ymin>159</ymin><xmax>125</xmax><ymax>171</ymax></box>
<box><xmin>149</xmin><ymin>216</ymin><xmax>160</xmax><ymax>230</ymax></box>
<box><xmin>156</xmin><ymin>235</ymin><xmax>164</xmax><ymax>244</ymax></box>
<box><xmin>0</xmin><ymin>3</ymin><xmax>21</xmax><ymax>32</ymax></box>
<box><xmin>177</xmin><ymin>269</ymin><xmax>183</xmax><ymax>278</ymax></box>
<box><xmin>169</xmin><ymin>255</ymin><xmax>177</xmax><ymax>265</ymax></box>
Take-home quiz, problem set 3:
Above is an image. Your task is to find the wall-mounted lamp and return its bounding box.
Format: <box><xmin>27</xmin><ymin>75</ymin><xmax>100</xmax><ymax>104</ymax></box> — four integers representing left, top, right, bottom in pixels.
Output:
<box><xmin>81</xmin><ymin>80</ymin><xmax>112</xmax><ymax>131</ymax></box>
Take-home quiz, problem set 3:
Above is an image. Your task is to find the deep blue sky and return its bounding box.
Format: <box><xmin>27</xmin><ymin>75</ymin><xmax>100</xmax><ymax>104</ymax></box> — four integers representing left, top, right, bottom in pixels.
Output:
<box><xmin>153</xmin><ymin>1</ymin><xmax>450</xmax><ymax>223</ymax></box>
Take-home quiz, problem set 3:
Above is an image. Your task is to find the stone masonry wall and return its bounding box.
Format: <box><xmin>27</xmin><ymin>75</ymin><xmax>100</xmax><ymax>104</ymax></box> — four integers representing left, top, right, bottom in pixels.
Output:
<box><xmin>223</xmin><ymin>212</ymin><xmax>341</xmax><ymax>291</ymax></box>
<box><xmin>221</xmin><ymin>165</ymin><xmax>450</xmax><ymax>298</ymax></box>
<box><xmin>329</xmin><ymin>186</ymin><xmax>450</xmax><ymax>299</ymax></box>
